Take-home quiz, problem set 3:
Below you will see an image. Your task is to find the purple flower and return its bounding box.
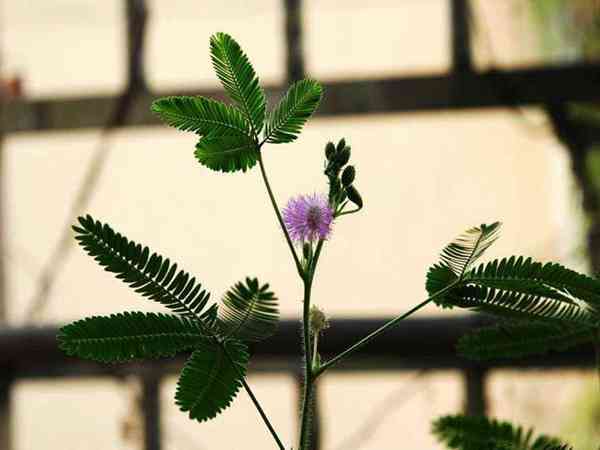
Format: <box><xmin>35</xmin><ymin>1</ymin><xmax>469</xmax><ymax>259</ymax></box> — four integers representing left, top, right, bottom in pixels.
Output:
<box><xmin>283</xmin><ymin>194</ymin><xmax>333</xmax><ymax>243</ymax></box>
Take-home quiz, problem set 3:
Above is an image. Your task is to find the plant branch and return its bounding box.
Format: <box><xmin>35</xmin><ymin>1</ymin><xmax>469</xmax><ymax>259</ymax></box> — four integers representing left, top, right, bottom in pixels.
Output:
<box><xmin>299</xmin><ymin>278</ymin><xmax>314</xmax><ymax>450</ymax></box>
<box><xmin>257</xmin><ymin>151</ymin><xmax>303</xmax><ymax>277</ymax></box>
<box><xmin>222</xmin><ymin>343</ymin><xmax>285</xmax><ymax>450</ymax></box>
<box><xmin>315</xmin><ymin>281</ymin><xmax>460</xmax><ymax>377</ymax></box>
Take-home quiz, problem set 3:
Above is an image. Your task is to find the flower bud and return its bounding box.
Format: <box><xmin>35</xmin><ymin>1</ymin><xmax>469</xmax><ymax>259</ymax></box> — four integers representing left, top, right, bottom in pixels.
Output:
<box><xmin>335</xmin><ymin>147</ymin><xmax>351</xmax><ymax>166</ymax></box>
<box><xmin>341</xmin><ymin>165</ymin><xmax>355</xmax><ymax>187</ymax></box>
<box><xmin>336</xmin><ymin>138</ymin><xmax>346</xmax><ymax>152</ymax></box>
<box><xmin>325</xmin><ymin>142</ymin><xmax>336</xmax><ymax>160</ymax></box>
<box><xmin>309</xmin><ymin>305</ymin><xmax>329</xmax><ymax>335</ymax></box>
<box><xmin>345</xmin><ymin>185</ymin><xmax>363</xmax><ymax>208</ymax></box>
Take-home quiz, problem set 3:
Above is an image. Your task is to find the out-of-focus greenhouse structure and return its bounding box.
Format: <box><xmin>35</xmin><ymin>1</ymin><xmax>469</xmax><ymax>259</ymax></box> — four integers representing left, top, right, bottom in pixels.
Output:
<box><xmin>0</xmin><ymin>1</ymin><xmax>599</xmax><ymax>449</ymax></box>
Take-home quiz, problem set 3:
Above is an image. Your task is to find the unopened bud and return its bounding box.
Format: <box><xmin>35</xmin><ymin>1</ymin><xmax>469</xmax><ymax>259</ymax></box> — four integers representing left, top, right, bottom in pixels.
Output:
<box><xmin>341</xmin><ymin>165</ymin><xmax>355</xmax><ymax>187</ymax></box>
<box><xmin>309</xmin><ymin>305</ymin><xmax>329</xmax><ymax>335</ymax></box>
<box><xmin>325</xmin><ymin>142</ymin><xmax>336</xmax><ymax>160</ymax></box>
<box><xmin>336</xmin><ymin>138</ymin><xmax>346</xmax><ymax>152</ymax></box>
<box><xmin>345</xmin><ymin>185</ymin><xmax>363</xmax><ymax>208</ymax></box>
<box><xmin>335</xmin><ymin>147</ymin><xmax>351</xmax><ymax>166</ymax></box>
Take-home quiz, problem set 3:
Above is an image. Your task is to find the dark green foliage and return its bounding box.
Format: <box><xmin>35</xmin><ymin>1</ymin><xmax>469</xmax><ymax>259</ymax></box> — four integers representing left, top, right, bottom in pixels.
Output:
<box><xmin>440</xmin><ymin>222</ymin><xmax>502</xmax><ymax>277</ymax></box>
<box><xmin>195</xmin><ymin>134</ymin><xmax>259</xmax><ymax>173</ymax></box>
<box><xmin>264</xmin><ymin>79</ymin><xmax>323</xmax><ymax>144</ymax></box>
<box><xmin>457</xmin><ymin>320</ymin><xmax>595</xmax><ymax>360</ymax></box>
<box><xmin>440</xmin><ymin>279</ymin><xmax>597</xmax><ymax>326</ymax></box>
<box><xmin>176</xmin><ymin>339</ymin><xmax>249</xmax><ymax>422</ymax></box>
<box><xmin>73</xmin><ymin>215</ymin><xmax>214</xmax><ymax>321</ymax></box>
<box><xmin>218</xmin><ymin>277</ymin><xmax>279</xmax><ymax>342</ymax></box>
<box><xmin>341</xmin><ymin>165</ymin><xmax>355</xmax><ymax>187</ymax></box>
<box><xmin>58</xmin><ymin>312</ymin><xmax>207</xmax><ymax>363</ymax></box>
<box><xmin>210</xmin><ymin>32</ymin><xmax>266</xmax><ymax>135</ymax></box>
<box><xmin>151</xmin><ymin>96</ymin><xmax>252</xmax><ymax>138</ymax></box>
<box><xmin>345</xmin><ymin>184</ymin><xmax>363</xmax><ymax>208</ymax></box>
<box><xmin>433</xmin><ymin>414</ymin><xmax>569</xmax><ymax>450</ymax></box>
<box><xmin>427</xmin><ymin>223</ymin><xmax>600</xmax><ymax>361</ymax></box>
<box><xmin>468</xmin><ymin>256</ymin><xmax>600</xmax><ymax>312</ymax></box>
<box><xmin>324</xmin><ymin>138</ymin><xmax>363</xmax><ymax>211</ymax></box>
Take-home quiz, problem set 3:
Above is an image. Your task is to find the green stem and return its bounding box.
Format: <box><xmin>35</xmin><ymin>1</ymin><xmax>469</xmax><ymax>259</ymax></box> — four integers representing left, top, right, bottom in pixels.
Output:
<box><xmin>315</xmin><ymin>281</ymin><xmax>459</xmax><ymax>377</ymax></box>
<box><xmin>299</xmin><ymin>278</ymin><xmax>314</xmax><ymax>450</ymax></box>
<box><xmin>222</xmin><ymin>343</ymin><xmax>285</xmax><ymax>450</ymax></box>
<box><xmin>257</xmin><ymin>152</ymin><xmax>303</xmax><ymax>277</ymax></box>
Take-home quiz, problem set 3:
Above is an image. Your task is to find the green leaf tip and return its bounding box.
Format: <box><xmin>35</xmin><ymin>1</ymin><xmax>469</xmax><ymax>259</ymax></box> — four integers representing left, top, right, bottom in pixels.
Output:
<box><xmin>264</xmin><ymin>78</ymin><xmax>323</xmax><ymax>144</ymax></box>
<box><xmin>210</xmin><ymin>32</ymin><xmax>266</xmax><ymax>135</ymax></box>
<box><xmin>194</xmin><ymin>134</ymin><xmax>259</xmax><ymax>173</ymax></box>
<box><xmin>218</xmin><ymin>277</ymin><xmax>280</xmax><ymax>342</ymax></box>
<box><xmin>175</xmin><ymin>339</ymin><xmax>249</xmax><ymax>422</ymax></box>
<box><xmin>73</xmin><ymin>215</ymin><xmax>216</xmax><ymax>321</ymax></box>
<box><xmin>440</xmin><ymin>222</ymin><xmax>502</xmax><ymax>277</ymax></box>
<box><xmin>433</xmin><ymin>414</ymin><xmax>569</xmax><ymax>450</ymax></box>
<box><xmin>58</xmin><ymin>311</ymin><xmax>208</xmax><ymax>363</ymax></box>
<box><xmin>151</xmin><ymin>96</ymin><xmax>252</xmax><ymax>138</ymax></box>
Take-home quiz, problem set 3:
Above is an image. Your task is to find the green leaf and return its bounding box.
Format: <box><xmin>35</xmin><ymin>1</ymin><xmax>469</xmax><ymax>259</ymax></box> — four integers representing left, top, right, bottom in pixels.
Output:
<box><xmin>466</xmin><ymin>256</ymin><xmax>600</xmax><ymax>312</ymax></box>
<box><xmin>264</xmin><ymin>79</ymin><xmax>323</xmax><ymax>144</ymax></box>
<box><xmin>218</xmin><ymin>277</ymin><xmax>279</xmax><ymax>342</ymax></box>
<box><xmin>432</xmin><ymin>414</ymin><xmax>568</xmax><ymax>450</ymax></box>
<box><xmin>151</xmin><ymin>96</ymin><xmax>252</xmax><ymax>138</ymax></box>
<box><xmin>440</xmin><ymin>222</ymin><xmax>502</xmax><ymax>277</ymax></box>
<box><xmin>58</xmin><ymin>312</ymin><xmax>207</xmax><ymax>363</ymax></box>
<box><xmin>175</xmin><ymin>339</ymin><xmax>249</xmax><ymax>422</ymax></box>
<box><xmin>457</xmin><ymin>320</ymin><xmax>595</xmax><ymax>360</ymax></box>
<box><xmin>73</xmin><ymin>215</ymin><xmax>215</xmax><ymax>321</ymax></box>
<box><xmin>210</xmin><ymin>32</ymin><xmax>266</xmax><ymax>135</ymax></box>
<box><xmin>194</xmin><ymin>134</ymin><xmax>259</xmax><ymax>173</ymax></box>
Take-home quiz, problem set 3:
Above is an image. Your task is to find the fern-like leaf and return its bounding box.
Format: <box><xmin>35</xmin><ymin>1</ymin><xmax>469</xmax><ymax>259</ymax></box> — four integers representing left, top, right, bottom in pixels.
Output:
<box><xmin>440</xmin><ymin>222</ymin><xmax>502</xmax><ymax>277</ymax></box>
<box><xmin>194</xmin><ymin>134</ymin><xmax>258</xmax><ymax>173</ymax></box>
<box><xmin>175</xmin><ymin>339</ymin><xmax>249</xmax><ymax>422</ymax></box>
<box><xmin>73</xmin><ymin>215</ymin><xmax>214</xmax><ymax>320</ymax></box>
<box><xmin>457</xmin><ymin>320</ymin><xmax>595</xmax><ymax>360</ymax></box>
<box><xmin>433</xmin><ymin>414</ymin><xmax>567</xmax><ymax>450</ymax></box>
<box><xmin>151</xmin><ymin>96</ymin><xmax>252</xmax><ymax>138</ymax></box>
<box><xmin>210</xmin><ymin>32</ymin><xmax>266</xmax><ymax>135</ymax></box>
<box><xmin>468</xmin><ymin>256</ymin><xmax>600</xmax><ymax>313</ymax></box>
<box><xmin>264</xmin><ymin>79</ymin><xmax>323</xmax><ymax>144</ymax></box>
<box><xmin>58</xmin><ymin>312</ymin><xmax>207</xmax><ymax>363</ymax></box>
<box><xmin>218</xmin><ymin>277</ymin><xmax>279</xmax><ymax>342</ymax></box>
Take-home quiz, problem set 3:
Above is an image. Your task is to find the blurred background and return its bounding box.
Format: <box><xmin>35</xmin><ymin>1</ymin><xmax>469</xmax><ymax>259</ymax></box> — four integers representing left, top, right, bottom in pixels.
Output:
<box><xmin>0</xmin><ymin>0</ymin><xmax>599</xmax><ymax>449</ymax></box>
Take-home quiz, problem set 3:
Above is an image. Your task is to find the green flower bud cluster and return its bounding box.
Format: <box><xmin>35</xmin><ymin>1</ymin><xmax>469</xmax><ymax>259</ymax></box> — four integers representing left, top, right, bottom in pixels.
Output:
<box><xmin>324</xmin><ymin>138</ymin><xmax>363</xmax><ymax>211</ymax></box>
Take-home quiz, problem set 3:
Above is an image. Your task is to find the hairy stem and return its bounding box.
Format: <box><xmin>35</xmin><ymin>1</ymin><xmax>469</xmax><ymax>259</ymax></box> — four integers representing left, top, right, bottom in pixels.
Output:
<box><xmin>223</xmin><ymin>344</ymin><xmax>285</xmax><ymax>450</ymax></box>
<box><xmin>299</xmin><ymin>278</ymin><xmax>314</xmax><ymax>450</ymax></box>
<box><xmin>257</xmin><ymin>151</ymin><xmax>303</xmax><ymax>277</ymax></box>
<box><xmin>315</xmin><ymin>281</ymin><xmax>459</xmax><ymax>377</ymax></box>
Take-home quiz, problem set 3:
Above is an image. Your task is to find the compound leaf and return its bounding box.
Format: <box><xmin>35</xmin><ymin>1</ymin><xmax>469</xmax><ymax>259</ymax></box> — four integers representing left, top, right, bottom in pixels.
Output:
<box><xmin>175</xmin><ymin>339</ymin><xmax>249</xmax><ymax>422</ymax></box>
<box><xmin>210</xmin><ymin>32</ymin><xmax>266</xmax><ymax>135</ymax></box>
<box><xmin>264</xmin><ymin>79</ymin><xmax>323</xmax><ymax>144</ymax></box>
<box><xmin>58</xmin><ymin>311</ymin><xmax>207</xmax><ymax>363</ymax></box>
<box><xmin>218</xmin><ymin>277</ymin><xmax>279</xmax><ymax>342</ymax></box>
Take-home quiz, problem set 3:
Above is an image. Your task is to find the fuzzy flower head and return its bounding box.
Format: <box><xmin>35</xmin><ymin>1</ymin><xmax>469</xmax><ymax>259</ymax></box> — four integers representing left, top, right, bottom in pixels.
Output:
<box><xmin>283</xmin><ymin>194</ymin><xmax>333</xmax><ymax>243</ymax></box>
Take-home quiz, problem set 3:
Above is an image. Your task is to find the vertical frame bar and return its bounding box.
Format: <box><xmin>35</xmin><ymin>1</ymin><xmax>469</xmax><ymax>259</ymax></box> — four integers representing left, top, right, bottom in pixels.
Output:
<box><xmin>450</xmin><ymin>0</ymin><xmax>473</xmax><ymax>73</ymax></box>
<box><xmin>463</xmin><ymin>366</ymin><xmax>487</xmax><ymax>416</ymax></box>
<box><xmin>283</xmin><ymin>0</ymin><xmax>306</xmax><ymax>83</ymax></box>
<box><xmin>141</xmin><ymin>373</ymin><xmax>161</xmax><ymax>450</ymax></box>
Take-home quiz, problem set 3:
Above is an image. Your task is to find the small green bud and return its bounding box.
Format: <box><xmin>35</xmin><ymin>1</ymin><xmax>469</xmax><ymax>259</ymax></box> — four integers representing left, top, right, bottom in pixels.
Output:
<box><xmin>325</xmin><ymin>142</ymin><xmax>336</xmax><ymax>160</ymax></box>
<box><xmin>345</xmin><ymin>185</ymin><xmax>363</xmax><ymax>208</ymax></box>
<box><xmin>335</xmin><ymin>147</ymin><xmax>351</xmax><ymax>166</ymax></box>
<box><xmin>336</xmin><ymin>138</ymin><xmax>346</xmax><ymax>152</ymax></box>
<box><xmin>309</xmin><ymin>305</ymin><xmax>329</xmax><ymax>335</ymax></box>
<box><xmin>341</xmin><ymin>165</ymin><xmax>355</xmax><ymax>187</ymax></box>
